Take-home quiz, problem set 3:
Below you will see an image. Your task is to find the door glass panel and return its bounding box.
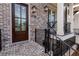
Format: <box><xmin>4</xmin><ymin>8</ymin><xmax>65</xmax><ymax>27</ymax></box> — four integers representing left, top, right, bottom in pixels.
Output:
<box><xmin>22</xmin><ymin>19</ymin><xmax>26</xmax><ymax>31</ymax></box>
<box><xmin>15</xmin><ymin>18</ymin><xmax>20</xmax><ymax>31</ymax></box>
<box><xmin>14</xmin><ymin>4</ymin><xmax>27</xmax><ymax>31</ymax></box>
<box><xmin>21</xmin><ymin>6</ymin><xmax>26</xmax><ymax>18</ymax></box>
<box><xmin>15</xmin><ymin>4</ymin><xmax>20</xmax><ymax>17</ymax></box>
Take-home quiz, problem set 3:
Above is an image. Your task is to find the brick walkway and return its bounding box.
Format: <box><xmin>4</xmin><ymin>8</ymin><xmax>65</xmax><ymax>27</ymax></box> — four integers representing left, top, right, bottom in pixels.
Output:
<box><xmin>0</xmin><ymin>41</ymin><xmax>48</xmax><ymax>56</ymax></box>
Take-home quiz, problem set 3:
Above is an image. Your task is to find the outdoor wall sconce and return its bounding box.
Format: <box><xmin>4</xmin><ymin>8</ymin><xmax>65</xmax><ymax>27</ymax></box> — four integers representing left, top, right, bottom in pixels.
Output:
<box><xmin>32</xmin><ymin>6</ymin><xmax>37</xmax><ymax>13</ymax></box>
<box><xmin>44</xmin><ymin>5</ymin><xmax>48</xmax><ymax>12</ymax></box>
<box><xmin>31</xmin><ymin>6</ymin><xmax>37</xmax><ymax>18</ymax></box>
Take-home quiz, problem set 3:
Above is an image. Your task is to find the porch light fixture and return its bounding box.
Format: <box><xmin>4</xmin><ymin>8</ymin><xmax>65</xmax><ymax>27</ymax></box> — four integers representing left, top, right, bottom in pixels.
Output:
<box><xmin>31</xmin><ymin>5</ymin><xmax>37</xmax><ymax>18</ymax></box>
<box><xmin>44</xmin><ymin>5</ymin><xmax>48</xmax><ymax>12</ymax></box>
<box><xmin>31</xmin><ymin>6</ymin><xmax>37</xmax><ymax>13</ymax></box>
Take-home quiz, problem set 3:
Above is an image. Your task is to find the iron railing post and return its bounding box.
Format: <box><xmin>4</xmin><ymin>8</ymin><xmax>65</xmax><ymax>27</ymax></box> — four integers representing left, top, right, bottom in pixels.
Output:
<box><xmin>69</xmin><ymin>47</ymin><xmax>70</xmax><ymax>56</ymax></box>
<box><xmin>60</xmin><ymin>40</ymin><xmax>62</xmax><ymax>56</ymax></box>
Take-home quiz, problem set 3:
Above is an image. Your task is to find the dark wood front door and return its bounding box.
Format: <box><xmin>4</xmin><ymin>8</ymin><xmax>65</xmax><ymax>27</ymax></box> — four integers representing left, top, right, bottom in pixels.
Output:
<box><xmin>12</xmin><ymin>3</ymin><xmax>28</xmax><ymax>42</ymax></box>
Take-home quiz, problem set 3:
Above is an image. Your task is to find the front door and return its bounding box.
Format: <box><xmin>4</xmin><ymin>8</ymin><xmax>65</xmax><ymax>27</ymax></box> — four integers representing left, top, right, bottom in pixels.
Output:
<box><xmin>12</xmin><ymin>3</ymin><xmax>28</xmax><ymax>42</ymax></box>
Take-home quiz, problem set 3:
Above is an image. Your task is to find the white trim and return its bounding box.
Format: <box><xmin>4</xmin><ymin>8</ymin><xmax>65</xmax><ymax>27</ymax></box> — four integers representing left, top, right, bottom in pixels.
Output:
<box><xmin>50</xmin><ymin>33</ymin><xmax>75</xmax><ymax>41</ymax></box>
<box><xmin>28</xmin><ymin>3</ymin><xmax>31</xmax><ymax>41</ymax></box>
<box><xmin>10</xmin><ymin>3</ymin><xmax>12</xmax><ymax>44</ymax></box>
<box><xmin>58</xmin><ymin>33</ymin><xmax>75</xmax><ymax>41</ymax></box>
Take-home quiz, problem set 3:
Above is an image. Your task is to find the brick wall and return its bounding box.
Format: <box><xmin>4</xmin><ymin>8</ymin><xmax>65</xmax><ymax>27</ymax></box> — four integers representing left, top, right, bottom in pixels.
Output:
<box><xmin>0</xmin><ymin>4</ymin><xmax>12</xmax><ymax>50</ymax></box>
<box><xmin>30</xmin><ymin>3</ymin><xmax>48</xmax><ymax>41</ymax></box>
<box><xmin>0</xmin><ymin>3</ymin><xmax>48</xmax><ymax>50</ymax></box>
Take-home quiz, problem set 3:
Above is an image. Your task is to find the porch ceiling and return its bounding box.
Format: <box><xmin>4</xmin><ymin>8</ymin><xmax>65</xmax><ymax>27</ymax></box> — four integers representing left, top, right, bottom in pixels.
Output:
<box><xmin>73</xmin><ymin>3</ymin><xmax>79</xmax><ymax>12</ymax></box>
<box><xmin>48</xmin><ymin>3</ymin><xmax>57</xmax><ymax>11</ymax></box>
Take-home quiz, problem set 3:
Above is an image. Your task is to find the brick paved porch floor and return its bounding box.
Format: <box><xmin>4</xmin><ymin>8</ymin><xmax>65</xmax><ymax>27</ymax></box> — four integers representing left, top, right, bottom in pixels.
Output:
<box><xmin>0</xmin><ymin>41</ymin><xmax>48</xmax><ymax>56</ymax></box>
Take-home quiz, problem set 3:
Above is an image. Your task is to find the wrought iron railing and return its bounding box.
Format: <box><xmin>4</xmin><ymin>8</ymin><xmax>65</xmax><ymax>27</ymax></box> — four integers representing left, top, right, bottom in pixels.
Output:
<box><xmin>35</xmin><ymin>28</ymin><xmax>79</xmax><ymax>56</ymax></box>
<box><xmin>74</xmin><ymin>29</ymin><xmax>79</xmax><ymax>35</ymax></box>
<box><xmin>35</xmin><ymin>21</ymin><xmax>79</xmax><ymax>56</ymax></box>
<box><xmin>56</xmin><ymin>36</ymin><xmax>79</xmax><ymax>56</ymax></box>
<box><xmin>44</xmin><ymin>28</ymin><xmax>79</xmax><ymax>56</ymax></box>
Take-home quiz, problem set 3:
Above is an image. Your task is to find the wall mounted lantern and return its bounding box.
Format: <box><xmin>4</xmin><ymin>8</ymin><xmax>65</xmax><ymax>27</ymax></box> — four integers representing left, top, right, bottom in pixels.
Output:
<box><xmin>32</xmin><ymin>6</ymin><xmax>37</xmax><ymax>13</ymax></box>
<box><xmin>31</xmin><ymin>6</ymin><xmax>37</xmax><ymax>18</ymax></box>
<box><xmin>44</xmin><ymin>5</ymin><xmax>48</xmax><ymax>12</ymax></box>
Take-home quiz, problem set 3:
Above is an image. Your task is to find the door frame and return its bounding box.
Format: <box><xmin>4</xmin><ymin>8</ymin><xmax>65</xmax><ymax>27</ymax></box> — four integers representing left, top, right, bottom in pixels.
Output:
<box><xmin>12</xmin><ymin>3</ymin><xmax>29</xmax><ymax>43</ymax></box>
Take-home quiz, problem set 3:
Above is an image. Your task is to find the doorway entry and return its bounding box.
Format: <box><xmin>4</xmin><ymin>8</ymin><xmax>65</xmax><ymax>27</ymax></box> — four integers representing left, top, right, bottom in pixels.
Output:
<box><xmin>12</xmin><ymin>3</ymin><xmax>28</xmax><ymax>42</ymax></box>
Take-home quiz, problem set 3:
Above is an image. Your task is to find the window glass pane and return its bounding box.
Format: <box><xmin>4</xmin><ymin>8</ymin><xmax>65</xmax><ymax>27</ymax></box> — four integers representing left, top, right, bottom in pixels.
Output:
<box><xmin>49</xmin><ymin>11</ymin><xmax>55</xmax><ymax>22</ymax></box>
<box><xmin>15</xmin><ymin>4</ymin><xmax>20</xmax><ymax>17</ymax></box>
<box><xmin>22</xmin><ymin>19</ymin><xmax>26</xmax><ymax>31</ymax></box>
<box><xmin>48</xmin><ymin>10</ymin><xmax>55</xmax><ymax>27</ymax></box>
<box><xmin>15</xmin><ymin>18</ymin><xmax>20</xmax><ymax>31</ymax></box>
<box><xmin>21</xmin><ymin>6</ymin><xmax>26</xmax><ymax>18</ymax></box>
